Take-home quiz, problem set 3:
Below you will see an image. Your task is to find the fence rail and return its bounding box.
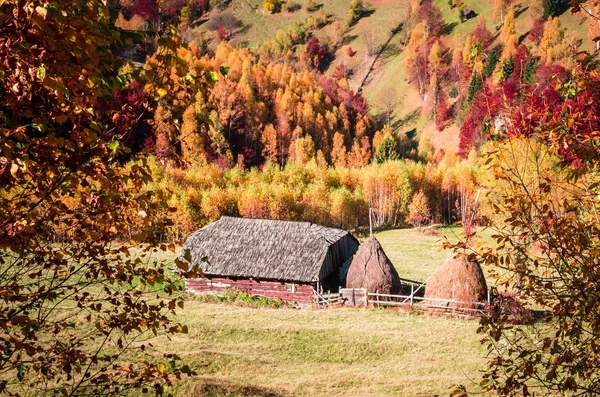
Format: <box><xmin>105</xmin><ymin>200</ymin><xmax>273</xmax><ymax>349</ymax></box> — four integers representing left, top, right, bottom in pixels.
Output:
<box><xmin>315</xmin><ymin>286</ymin><xmax>490</xmax><ymax>315</ymax></box>
<box><xmin>366</xmin><ymin>291</ymin><xmax>487</xmax><ymax>313</ymax></box>
<box><xmin>313</xmin><ymin>290</ymin><xmax>342</xmax><ymax>306</ymax></box>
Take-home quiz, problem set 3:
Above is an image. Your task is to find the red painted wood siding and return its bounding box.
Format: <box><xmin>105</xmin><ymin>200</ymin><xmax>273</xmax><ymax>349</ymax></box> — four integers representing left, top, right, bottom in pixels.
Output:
<box><xmin>186</xmin><ymin>277</ymin><xmax>316</xmax><ymax>303</ymax></box>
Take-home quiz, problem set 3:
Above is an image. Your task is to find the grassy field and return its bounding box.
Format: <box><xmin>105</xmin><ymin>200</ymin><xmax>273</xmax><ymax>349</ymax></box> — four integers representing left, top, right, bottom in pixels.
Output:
<box><xmin>376</xmin><ymin>226</ymin><xmax>495</xmax><ymax>282</ymax></box>
<box><xmin>137</xmin><ymin>227</ymin><xmax>491</xmax><ymax>396</ymax></box>
<box><xmin>157</xmin><ymin>302</ymin><xmax>486</xmax><ymax>397</ymax></box>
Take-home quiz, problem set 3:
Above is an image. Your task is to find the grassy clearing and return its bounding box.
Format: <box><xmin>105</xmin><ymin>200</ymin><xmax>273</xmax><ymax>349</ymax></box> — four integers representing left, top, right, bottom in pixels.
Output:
<box><xmin>375</xmin><ymin>226</ymin><xmax>496</xmax><ymax>283</ymax></box>
<box><xmin>150</xmin><ymin>303</ymin><xmax>486</xmax><ymax>397</ymax></box>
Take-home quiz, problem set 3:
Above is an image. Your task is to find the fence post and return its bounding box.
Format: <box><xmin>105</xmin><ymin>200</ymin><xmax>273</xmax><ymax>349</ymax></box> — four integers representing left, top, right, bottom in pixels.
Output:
<box><xmin>365</xmin><ymin>289</ymin><xmax>368</xmax><ymax>308</ymax></box>
<box><xmin>452</xmin><ymin>289</ymin><xmax>455</xmax><ymax>314</ymax></box>
<box><xmin>487</xmin><ymin>288</ymin><xmax>491</xmax><ymax>305</ymax></box>
<box><xmin>410</xmin><ymin>284</ymin><xmax>414</xmax><ymax>306</ymax></box>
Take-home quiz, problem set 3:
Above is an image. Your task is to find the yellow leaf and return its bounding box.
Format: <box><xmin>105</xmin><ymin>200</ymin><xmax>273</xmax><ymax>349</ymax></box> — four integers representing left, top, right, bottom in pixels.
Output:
<box><xmin>157</xmin><ymin>88</ymin><xmax>168</xmax><ymax>97</ymax></box>
<box><xmin>88</xmin><ymin>78</ymin><xmax>95</xmax><ymax>88</ymax></box>
<box><xmin>10</xmin><ymin>163</ymin><xmax>18</xmax><ymax>177</ymax></box>
<box><xmin>157</xmin><ymin>363</ymin><xmax>165</xmax><ymax>374</ymax></box>
<box><xmin>35</xmin><ymin>6</ymin><xmax>47</xmax><ymax>18</ymax></box>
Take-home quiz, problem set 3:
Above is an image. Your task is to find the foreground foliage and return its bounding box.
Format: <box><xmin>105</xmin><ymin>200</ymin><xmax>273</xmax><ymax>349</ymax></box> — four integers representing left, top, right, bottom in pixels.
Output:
<box><xmin>463</xmin><ymin>65</ymin><xmax>600</xmax><ymax>394</ymax></box>
<box><xmin>0</xmin><ymin>1</ymin><xmax>198</xmax><ymax>395</ymax></box>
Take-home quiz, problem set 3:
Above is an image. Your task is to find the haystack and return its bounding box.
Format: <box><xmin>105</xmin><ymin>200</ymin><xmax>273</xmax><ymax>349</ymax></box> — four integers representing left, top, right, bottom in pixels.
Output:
<box><xmin>345</xmin><ymin>237</ymin><xmax>401</xmax><ymax>294</ymax></box>
<box><xmin>424</xmin><ymin>253</ymin><xmax>487</xmax><ymax>309</ymax></box>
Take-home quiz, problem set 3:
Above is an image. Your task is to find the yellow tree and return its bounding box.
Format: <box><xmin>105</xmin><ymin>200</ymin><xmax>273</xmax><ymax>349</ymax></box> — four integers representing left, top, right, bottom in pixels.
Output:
<box><xmin>500</xmin><ymin>9</ymin><xmax>518</xmax><ymax>60</ymax></box>
<box><xmin>347</xmin><ymin>139</ymin><xmax>371</xmax><ymax>168</ymax></box>
<box><xmin>493</xmin><ymin>0</ymin><xmax>512</xmax><ymax>23</ymax></box>
<box><xmin>428</xmin><ymin>40</ymin><xmax>443</xmax><ymax>94</ymax></box>
<box><xmin>180</xmin><ymin>104</ymin><xmax>205</xmax><ymax>163</ymax></box>
<box><xmin>289</xmin><ymin>135</ymin><xmax>316</xmax><ymax>167</ymax></box>
<box><xmin>331</xmin><ymin>132</ymin><xmax>348</xmax><ymax>168</ymax></box>
<box><xmin>462</xmin><ymin>34</ymin><xmax>478</xmax><ymax>71</ymax></box>
<box><xmin>428</xmin><ymin>40</ymin><xmax>444</xmax><ymax>120</ymax></box>
<box><xmin>405</xmin><ymin>21</ymin><xmax>430</xmax><ymax>95</ymax></box>
<box><xmin>540</xmin><ymin>17</ymin><xmax>579</xmax><ymax>68</ymax></box>
<box><xmin>405</xmin><ymin>190</ymin><xmax>431</xmax><ymax>227</ymax></box>
<box><xmin>261</xmin><ymin>123</ymin><xmax>279</xmax><ymax>163</ymax></box>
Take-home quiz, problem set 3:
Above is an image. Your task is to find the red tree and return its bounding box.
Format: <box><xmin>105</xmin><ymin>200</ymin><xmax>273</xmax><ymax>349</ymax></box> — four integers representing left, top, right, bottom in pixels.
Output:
<box><xmin>470</xmin><ymin>17</ymin><xmax>494</xmax><ymax>49</ymax></box>
<box><xmin>413</xmin><ymin>0</ymin><xmax>445</xmax><ymax>37</ymax></box>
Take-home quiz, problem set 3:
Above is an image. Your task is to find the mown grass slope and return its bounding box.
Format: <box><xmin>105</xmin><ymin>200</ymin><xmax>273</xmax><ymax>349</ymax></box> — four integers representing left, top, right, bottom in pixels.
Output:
<box><xmin>153</xmin><ymin>303</ymin><xmax>485</xmax><ymax>397</ymax></box>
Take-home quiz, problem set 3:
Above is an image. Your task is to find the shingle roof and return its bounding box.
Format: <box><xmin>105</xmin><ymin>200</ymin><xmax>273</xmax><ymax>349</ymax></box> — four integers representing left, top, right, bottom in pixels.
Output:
<box><xmin>181</xmin><ymin>216</ymin><xmax>357</xmax><ymax>283</ymax></box>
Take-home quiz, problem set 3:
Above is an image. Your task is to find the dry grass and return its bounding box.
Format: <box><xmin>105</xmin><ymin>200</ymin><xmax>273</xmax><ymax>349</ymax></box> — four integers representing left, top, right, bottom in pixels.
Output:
<box><xmin>147</xmin><ymin>303</ymin><xmax>486</xmax><ymax>397</ymax></box>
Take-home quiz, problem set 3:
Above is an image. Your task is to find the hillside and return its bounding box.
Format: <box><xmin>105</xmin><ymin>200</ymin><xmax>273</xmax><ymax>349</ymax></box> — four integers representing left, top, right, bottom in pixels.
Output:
<box><xmin>194</xmin><ymin>0</ymin><xmax>590</xmax><ymax>153</ymax></box>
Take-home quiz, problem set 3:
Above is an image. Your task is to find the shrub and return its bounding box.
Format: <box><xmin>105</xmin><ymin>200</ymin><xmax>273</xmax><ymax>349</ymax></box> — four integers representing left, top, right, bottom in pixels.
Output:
<box><xmin>264</xmin><ymin>0</ymin><xmax>282</xmax><ymax>13</ymax></box>
<box><xmin>449</xmin><ymin>86</ymin><xmax>459</xmax><ymax>98</ymax></box>
<box><xmin>196</xmin><ymin>288</ymin><xmax>287</xmax><ymax>308</ymax></box>
<box><xmin>283</xmin><ymin>0</ymin><xmax>300</xmax><ymax>12</ymax></box>
<box><xmin>485</xmin><ymin>292</ymin><xmax>534</xmax><ymax>325</ymax></box>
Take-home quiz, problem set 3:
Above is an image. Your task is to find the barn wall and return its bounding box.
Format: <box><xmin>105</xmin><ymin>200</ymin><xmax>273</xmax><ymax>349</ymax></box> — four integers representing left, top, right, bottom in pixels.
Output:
<box><xmin>186</xmin><ymin>277</ymin><xmax>316</xmax><ymax>303</ymax></box>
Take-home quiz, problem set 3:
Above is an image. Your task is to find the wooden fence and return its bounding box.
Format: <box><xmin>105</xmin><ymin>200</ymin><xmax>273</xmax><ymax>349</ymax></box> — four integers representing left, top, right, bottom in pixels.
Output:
<box><xmin>366</xmin><ymin>292</ymin><xmax>487</xmax><ymax>314</ymax></box>
<box><xmin>313</xmin><ymin>290</ymin><xmax>343</xmax><ymax>306</ymax></box>
<box><xmin>336</xmin><ymin>286</ymin><xmax>490</xmax><ymax>315</ymax></box>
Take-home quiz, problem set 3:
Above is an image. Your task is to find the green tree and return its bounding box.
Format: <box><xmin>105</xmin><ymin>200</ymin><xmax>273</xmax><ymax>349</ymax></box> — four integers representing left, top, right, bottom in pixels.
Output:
<box><xmin>467</xmin><ymin>71</ymin><xmax>484</xmax><ymax>103</ymax></box>
<box><xmin>374</xmin><ymin>134</ymin><xmax>399</xmax><ymax>164</ymax></box>
<box><xmin>543</xmin><ymin>0</ymin><xmax>565</xmax><ymax>18</ymax></box>
<box><xmin>0</xmin><ymin>1</ymin><xmax>197</xmax><ymax>394</ymax></box>
<box><xmin>348</xmin><ymin>0</ymin><xmax>366</xmax><ymax>25</ymax></box>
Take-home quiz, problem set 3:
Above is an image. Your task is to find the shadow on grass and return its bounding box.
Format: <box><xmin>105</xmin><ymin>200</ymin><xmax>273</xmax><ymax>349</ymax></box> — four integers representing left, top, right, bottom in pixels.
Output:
<box><xmin>341</xmin><ymin>34</ymin><xmax>358</xmax><ymax>46</ymax></box>
<box><xmin>193</xmin><ymin>381</ymin><xmax>285</xmax><ymax>397</ymax></box>
<box><xmin>441</xmin><ymin>21</ymin><xmax>458</xmax><ymax>36</ymax></box>
<box><xmin>393</xmin><ymin>108</ymin><xmax>421</xmax><ymax>130</ymax></box>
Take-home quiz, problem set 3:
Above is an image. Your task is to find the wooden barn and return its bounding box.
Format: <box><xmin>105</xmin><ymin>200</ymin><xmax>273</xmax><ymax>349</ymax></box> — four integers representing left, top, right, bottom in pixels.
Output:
<box><xmin>181</xmin><ymin>216</ymin><xmax>359</xmax><ymax>303</ymax></box>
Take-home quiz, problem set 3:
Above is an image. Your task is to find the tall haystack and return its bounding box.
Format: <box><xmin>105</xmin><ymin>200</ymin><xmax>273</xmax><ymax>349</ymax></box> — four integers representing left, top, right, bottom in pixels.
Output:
<box><xmin>424</xmin><ymin>253</ymin><xmax>487</xmax><ymax>308</ymax></box>
<box><xmin>345</xmin><ymin>237</ymin><xmax>401</xmax><ymax>294</ymax></box>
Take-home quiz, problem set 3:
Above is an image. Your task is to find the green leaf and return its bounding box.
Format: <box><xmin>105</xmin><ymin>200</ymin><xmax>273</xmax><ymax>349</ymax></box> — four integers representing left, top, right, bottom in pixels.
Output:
<box><xmin>183</xmin><ymin>248</ymin><xmax>192</xmax><ymax>263</ymax></box>
<box><xmin>108</xmin><ymin>141</ymin><xmax>119</xmax><ymax>153</ymax></box>
<box><xmin>36</xmin><ymin>66</ymin><xmax>46</xmax><ymax>81</ymax></box>
<box><xmin>205</xmin><ymin>71</ymin><xmax>219</xmax><ymax>86</ymax></box>
<box><xmin>219</xmin><ymin>65</ymin><xmax>230</xmax><ymax>77</ymax></box>
<box><xmin>16</xmin><ymin>363</ymin><xmax>25</xmax><ymax>381</ymax></box>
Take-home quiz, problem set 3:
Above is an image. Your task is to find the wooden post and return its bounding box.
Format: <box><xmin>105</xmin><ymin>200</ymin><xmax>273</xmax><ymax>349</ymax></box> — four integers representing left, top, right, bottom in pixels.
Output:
<box><xmin>452</xmin><ymin>289</ymin><xmax>455</xmax><ymax>314</ymax></box>
<box><xmin>487</xmin><ymin>288</ymin><xmax>491</xmax><ymax>305</ymax></box>
<box><xmin>410</xmin><ymin>284</ymin><xmax>414</xmax><ymax>306</ymax></box>
<box><xmin>369</xmin><ymin>207</ymin><xmax>373</xmax><ymax>237</ymax></box>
